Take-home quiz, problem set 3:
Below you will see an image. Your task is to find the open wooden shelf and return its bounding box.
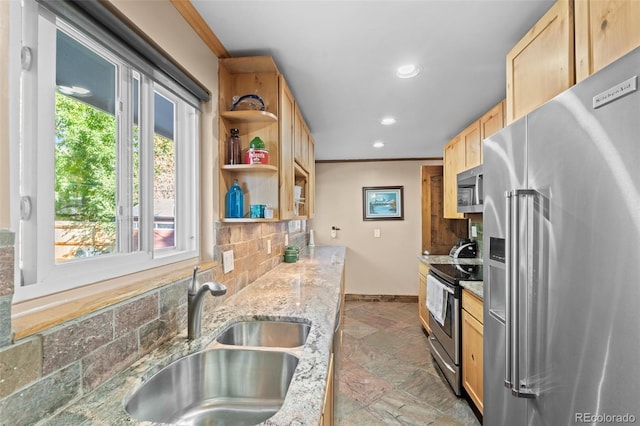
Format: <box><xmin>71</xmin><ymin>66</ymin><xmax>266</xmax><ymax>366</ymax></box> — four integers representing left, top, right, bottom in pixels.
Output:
<box><xmin>220</xmin><ymin>110</ymin><xmax>277</xmax><ymax>124</ymax></box>
<box><xmin>221</xmin><ymin>164</ymin><xmax>278</xmax><ymax>173</ymax></box>
<box><xmin>220</xmin><ymin>218</ymin><xmax>280</xmax><ymax>223</ymax></box>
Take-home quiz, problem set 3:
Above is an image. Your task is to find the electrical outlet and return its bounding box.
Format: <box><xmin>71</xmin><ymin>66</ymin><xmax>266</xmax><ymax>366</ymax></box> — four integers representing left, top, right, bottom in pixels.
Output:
<box><xmin>374</xmin><ymin>228</ymin><xmax>381</xmax><ymax>238</ymax></box>
<box><xmin>222</xmin><ymin>250</ymin><xmax>234</xmax><ymax>274</ymax></box>
<box><xmin>267</xmin><ymin>239</ymin><xmax>272</xmax><ymax>254</ymax></box>
<box><xmin>471</xmin><ymin>225</ymin><xmax>478</xmax><ymax>238</ymax></box>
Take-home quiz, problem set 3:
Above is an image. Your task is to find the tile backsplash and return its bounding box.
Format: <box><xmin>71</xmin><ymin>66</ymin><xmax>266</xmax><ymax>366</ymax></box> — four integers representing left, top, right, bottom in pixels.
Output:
<box><xmin>0</xmin><ymin>230</ymin><xmax>14</xmax><ymax>348</ymax></box>
<box><xmin>469</xmin><ymin>217</ymin><xmax>484</xmax><ymax>258</ymax></box>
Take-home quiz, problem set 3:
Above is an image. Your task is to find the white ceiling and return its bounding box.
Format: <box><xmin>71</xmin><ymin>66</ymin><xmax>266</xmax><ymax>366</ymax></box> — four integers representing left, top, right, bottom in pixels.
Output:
<box><xmin>191</xmin><ymin>0</ymin><xmax>555</xmax><ymax>161</ymax></box>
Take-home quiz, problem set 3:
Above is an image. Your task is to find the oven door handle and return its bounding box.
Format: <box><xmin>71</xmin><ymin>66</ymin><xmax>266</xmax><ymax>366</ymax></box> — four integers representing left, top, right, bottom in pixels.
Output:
<box><xmin>428</xmin><ymin>336</ymin><xmax>456</xmax><ymax>374</ymax></box>
<box><xmin>427</xmin><ymin>273</ymin><xmax>454</xmax><ymax>294</ymax></box>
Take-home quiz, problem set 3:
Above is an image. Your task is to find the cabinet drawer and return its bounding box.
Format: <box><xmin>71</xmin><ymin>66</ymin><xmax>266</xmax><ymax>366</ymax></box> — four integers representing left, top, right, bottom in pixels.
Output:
<box><xmin>462</xmin><ymin>289</ymin><xmax>483</xmax><ymax>323</ymax></box>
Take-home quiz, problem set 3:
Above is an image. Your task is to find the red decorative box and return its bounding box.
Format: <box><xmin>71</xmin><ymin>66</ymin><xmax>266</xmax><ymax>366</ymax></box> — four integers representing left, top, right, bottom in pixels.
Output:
<box><xmin>245</xmin><ymin>148</ymin><xmax>269</xmax><ymax>165</ymax></box>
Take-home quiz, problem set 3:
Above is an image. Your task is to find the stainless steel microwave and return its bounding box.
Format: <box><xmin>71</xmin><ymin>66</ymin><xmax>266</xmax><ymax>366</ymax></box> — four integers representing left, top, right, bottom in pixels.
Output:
<box><xmin>457</xmin><ymin>165</ymin><xmax>483</xmax><ymax>213</ymax></box>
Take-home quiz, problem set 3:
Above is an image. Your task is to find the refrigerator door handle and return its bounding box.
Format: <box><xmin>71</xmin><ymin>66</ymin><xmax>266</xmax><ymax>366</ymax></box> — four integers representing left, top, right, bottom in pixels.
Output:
<box><xmin>504</xmin><ymin>190</ymin><xmax>513</xmax><ymax>390</ymax></box>
<box><xmin>509</xmin><ymin>189</ymin><xmax>537</xmax><ymax>399</ymax></box>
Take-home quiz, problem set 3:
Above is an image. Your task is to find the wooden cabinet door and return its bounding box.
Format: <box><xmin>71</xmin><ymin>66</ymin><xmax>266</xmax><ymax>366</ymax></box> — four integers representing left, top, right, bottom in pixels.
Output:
<box><xmin>480</xmin><ymin>100</ymin><xmax>505</xmax><ymax>141</ymax></box>
<box><xmin>421</xmin><ymin>165</ymin><xmax>468</xmax><ymax>253</ymax></box>
<box><xmin>575</xmin><ymin>0</ymin><xmax>640</xmax><ymax>82</ymax></box>
<box><xmin>321</xmin><ymin>353</ymin><xmax>334</xmax><ymax>426</ymax></box>
<box><xmin>506</xmin><ymin>0</ymin><xmax>575</xmax><ymax>124</ymax></box>
<box><xmin>293</xmin><ymin>107</ymin><xmax>308</xmax><ymax>170</ymax></box>
<box><xmin>302</xmin><ymin>122</ymin><xmax>310</xmax><ymax>171</ymax></box>
<box><xmin>443</xmin><ymin>137</ymin><xmax>465</xmax><ymax>219</ymax></box>
<box><xmin>279</xmin><ymin>76</ymin><xmax>295</xmax><ymax>220</ymax></box>
<box><xmin>307</xmin><ymin>136</ymin><xmax>316</xmax><ymax>218</ymax></box>
<box><xmin>462</xmin><ymin>120</ymin><xmax>481</xmax><ymax>169</ymax></box>
<box><xmin>462</xmin><ymin>308</ymin><xmax>484</xmax><ymax>414</ymax></box>
<box><xmin>418</xmin><ymin>262</ymin><xmax>430</xmax><ymax>333</ymax></box>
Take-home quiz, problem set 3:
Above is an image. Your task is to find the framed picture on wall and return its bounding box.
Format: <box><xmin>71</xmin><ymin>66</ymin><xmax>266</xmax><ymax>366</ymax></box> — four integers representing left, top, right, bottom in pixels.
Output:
<box><xmin>362</xmin><ymin>186</ymin><xmax>404</xmax><ymax>221</ymax></box>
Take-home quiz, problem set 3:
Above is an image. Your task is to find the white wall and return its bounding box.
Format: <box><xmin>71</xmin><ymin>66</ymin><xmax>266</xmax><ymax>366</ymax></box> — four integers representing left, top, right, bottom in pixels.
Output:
<box><xmin>311</xmin><ymin>160</ymin><xmax>440</xmax><ymax>296</ymax></box>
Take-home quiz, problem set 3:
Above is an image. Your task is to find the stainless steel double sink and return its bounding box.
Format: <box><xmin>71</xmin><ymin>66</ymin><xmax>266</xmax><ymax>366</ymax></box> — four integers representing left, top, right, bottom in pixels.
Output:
<box><xmin>125</xmin><ymin>320</ymin><xmax>311</xmax><ymax>425</ymax></box>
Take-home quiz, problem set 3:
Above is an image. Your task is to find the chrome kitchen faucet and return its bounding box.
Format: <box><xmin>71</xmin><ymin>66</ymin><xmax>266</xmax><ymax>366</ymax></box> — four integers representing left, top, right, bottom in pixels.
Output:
<box><xmin>187</xmin><ymin>266</ymin><xmax>227</xmax><ymax>340</ymax></box>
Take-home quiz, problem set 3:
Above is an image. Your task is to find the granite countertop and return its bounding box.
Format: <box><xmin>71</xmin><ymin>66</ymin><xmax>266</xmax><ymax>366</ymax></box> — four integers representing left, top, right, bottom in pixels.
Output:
<box><xmin>48</xmin><ymin>245</ymin><xmax>346</xmax><ymax>425</ymax></box>
<box><xmin>460</xmin><ymin>281</ymin><xmax>483</xmax><ymax>300</ymax></box>
<box><xmin>417</xmin><ymin>254</ymin><xmax>483</xmax><ymax>266</ymax></box>
<box><xmin>418</xmin><ymin>254</ymin><xmax>484</xmax><ymax>299</ymax></box>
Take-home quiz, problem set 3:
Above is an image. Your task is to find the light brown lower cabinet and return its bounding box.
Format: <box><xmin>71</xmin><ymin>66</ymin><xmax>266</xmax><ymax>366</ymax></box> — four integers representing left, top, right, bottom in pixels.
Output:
<box><xmin>320</xmin><ymin>353</ymin><xmax>334</xmax><ymax>425</ymax></box>
<box><xmin>418</xmin><ymin>261</ymin><xmax>430</xmax><ymax>334</ymax></box>
<box><xmin>462</xmin><ymin>289</ymin><xmax>483</xmax><ymax>414</ymax></box>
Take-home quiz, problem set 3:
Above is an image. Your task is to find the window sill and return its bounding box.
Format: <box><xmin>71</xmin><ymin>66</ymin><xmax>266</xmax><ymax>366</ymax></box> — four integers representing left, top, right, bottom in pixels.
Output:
<box><xmin>11</xmin><ymin>258</ymin><xmax>216</xmax><ymax>341</ymax></box>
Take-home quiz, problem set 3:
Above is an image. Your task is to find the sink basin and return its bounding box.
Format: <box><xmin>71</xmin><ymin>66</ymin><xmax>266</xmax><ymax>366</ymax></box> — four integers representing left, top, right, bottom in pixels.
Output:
<box><xmin>125</xmin><ymin>348</ymin><xmax>299</xmax><ymax>425</ymax></box>
<box><xmin>216</xmin><ymin>320</ymin><xmax>311</xmax><ymax>348</ymax></box>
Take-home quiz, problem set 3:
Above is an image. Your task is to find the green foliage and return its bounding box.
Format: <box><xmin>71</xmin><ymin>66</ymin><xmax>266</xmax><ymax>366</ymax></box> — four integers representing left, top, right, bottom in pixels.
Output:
<box><xmin>53</xmin><ymin>92</ymin><xmax>177</xmax><ymax>255</ymax></box>
<box><xmin>54</xmin><ymin>92</ymin><xmax>116</xmax><ymax>223</ymax></box>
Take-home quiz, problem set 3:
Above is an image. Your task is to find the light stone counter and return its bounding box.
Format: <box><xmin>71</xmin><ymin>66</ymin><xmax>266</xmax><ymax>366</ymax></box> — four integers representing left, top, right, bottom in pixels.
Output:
<box><xmin>45</xmin><ymin>245</ymin><xmax>346</xmax><ymax>426</ymax></box>
<box><xmin>418</xmin><ymin>254</ymin><xmax>482</xmax><ymax>266</ymax></box>
<box><xmin>460</xmin><ymin>281</ymin><xmax>483</xmax><ymax>299</ymax></box>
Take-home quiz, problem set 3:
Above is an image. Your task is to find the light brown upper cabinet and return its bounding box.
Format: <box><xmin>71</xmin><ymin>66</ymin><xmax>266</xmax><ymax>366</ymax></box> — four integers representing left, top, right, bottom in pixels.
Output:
<box><xmin>442</xmin><ymin>100</ymin><xmax>505</xmax><ymax>219</ymax></box>
<box><xmin>506</xmin><ymin>0</ymin><xmax>575</xmax><ymax>124</ymax></box>
<box><xmin>480</xmin><ymin>100</ymin><xmax>505</xmax><ymax>141</ymax></box>
<box><xmin>218</xmin><ymin>56</ymin><xmax>280</xmax><ymax>222</ymax></box>
<box><xmin>294</xmin><ymin>107</ymin><xmax>308</xmax><ymax>171</ymax></box>
<box><xmin>443</xmin><ymin>135</ymin><xmax>466</xmax><ymax>219</ymax></box>
<box><xmin>462</xmin><ymin>119</ymin><xmax>482</xmax><ymax>170</ymax></box>
<box><xmin>307</xmin><ymin>136</ymin><xmax>316</xmax><ymax>218</ymax></box>
<box><xmin>575</xmin><ymin>0</ymin><xmax>640</xmax><ymax>82</ymax></box>
<box><xmin>279</xmin><ymin>76</ymin><xmax>296</xmax><ymax>221</ymax></box>
<box><xmin>218</xmin><ymin>56</ymin><xmax>315</xmax><ymax>221</ymax></box>
<box><xmin>292</xmin><ymin>105</ymin><xmax>314</xmax><ymax>218</ymax></box>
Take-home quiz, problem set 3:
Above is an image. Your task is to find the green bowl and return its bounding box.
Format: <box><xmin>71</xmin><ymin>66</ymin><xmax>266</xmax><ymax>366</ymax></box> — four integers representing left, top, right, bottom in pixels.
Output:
<box><xmin>283</xmin><ymin>254</ymin><xmax>298</xmax><ymax>263</ymax></box>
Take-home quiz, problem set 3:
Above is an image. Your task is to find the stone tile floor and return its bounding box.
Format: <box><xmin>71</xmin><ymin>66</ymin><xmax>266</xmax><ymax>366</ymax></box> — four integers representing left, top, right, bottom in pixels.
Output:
<box><xmin>335</xmin><ymin>301</ymin><xmax>481</xmax><ymax>425</ymax></box>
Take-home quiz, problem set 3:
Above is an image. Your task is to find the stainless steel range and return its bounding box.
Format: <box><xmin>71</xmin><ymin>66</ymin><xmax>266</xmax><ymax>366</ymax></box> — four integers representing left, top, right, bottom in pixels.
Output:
<box><xmin>427</xmin><ymin>262</ymin><xmax>482</xmax><ymax>395</ymax></box>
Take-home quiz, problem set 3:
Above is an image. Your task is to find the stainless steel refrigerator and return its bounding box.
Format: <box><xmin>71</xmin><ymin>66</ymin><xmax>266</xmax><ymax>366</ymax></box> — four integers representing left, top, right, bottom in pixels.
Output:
<box><xmin>483</xmin><ymin>47</ymin><xmax>640</xmax><ymax>425</ymax></box>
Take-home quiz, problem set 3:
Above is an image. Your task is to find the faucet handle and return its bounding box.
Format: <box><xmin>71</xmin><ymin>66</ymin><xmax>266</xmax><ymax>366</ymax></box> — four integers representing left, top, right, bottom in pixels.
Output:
<box><xmin>203</xmin><ymin>281</ymin><xmax>227</xmax><ymax>297</ymax></box>
<box><xmin>189</xmin><ymin>266</ymin><xmax>199</xmax><ymax>295</ymax></box>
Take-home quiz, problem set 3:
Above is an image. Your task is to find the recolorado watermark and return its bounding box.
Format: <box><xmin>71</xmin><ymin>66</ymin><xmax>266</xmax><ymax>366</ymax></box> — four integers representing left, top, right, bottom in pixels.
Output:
<box><xmin>575</xmin><ymin>413</ymin><xmax>636</xmax><ymax>423</ymax></box>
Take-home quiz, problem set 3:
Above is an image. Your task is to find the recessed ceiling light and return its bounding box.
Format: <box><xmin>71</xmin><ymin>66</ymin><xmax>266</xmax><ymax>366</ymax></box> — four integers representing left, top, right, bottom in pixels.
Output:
<box><xmin>373</xmin><ymin>141</ymin><xmax>385</xmax><ymax>148</ymax></box>
<box><xmin>381</xmin><ymin>117</ymin><xmax>396</xmax><ymax>126</ymax></box>
<box><xmin>57</xmin><ymin>85</ymin><xmax>91</xmax><ymax>96</ymax></box>
<box><xmin>396</xmin><ymin>64</ymin><xmax>420</xmax><ymax>79</ymax></box>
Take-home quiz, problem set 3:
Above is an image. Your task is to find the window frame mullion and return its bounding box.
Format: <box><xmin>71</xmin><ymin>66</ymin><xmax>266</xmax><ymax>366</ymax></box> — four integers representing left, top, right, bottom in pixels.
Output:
<box><xmin>116</xmin><ymin>65</ymin><xmax>132</xmax><ymax>254</ymax></box>
<box><xmin>19</xmin><ymin>0</ymin><xmax>43</xmax><ymax>287</ymax></box>
<box><xmin>138</xmin><ymin>76</ymin><xmax>155</xmax><ymax>254</ymax></box>
<box><xmin>175</xmin><ymin>102</ymin><xmax>198</xmax><ymax>252</ymax></box>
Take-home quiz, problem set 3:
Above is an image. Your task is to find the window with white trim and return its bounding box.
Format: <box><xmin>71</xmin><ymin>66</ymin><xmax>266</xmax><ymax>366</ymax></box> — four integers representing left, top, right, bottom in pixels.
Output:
<box><xmin>15</xmin><ymin>1</ymin><xmax>199</xmax><ymax>301</ymax></box>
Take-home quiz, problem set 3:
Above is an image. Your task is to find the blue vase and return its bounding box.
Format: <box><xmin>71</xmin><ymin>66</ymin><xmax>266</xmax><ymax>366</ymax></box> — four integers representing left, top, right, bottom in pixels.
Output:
<box><xmin>225</xmin><ymin>179</ymin><xmax>244</xmax><ymax>218</ymax></box>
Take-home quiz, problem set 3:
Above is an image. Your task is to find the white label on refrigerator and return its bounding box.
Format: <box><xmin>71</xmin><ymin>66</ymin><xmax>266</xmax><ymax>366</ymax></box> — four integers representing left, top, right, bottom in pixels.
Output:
<box><xmin>593</xmin><ymin>76</ymin><xmax>637</xmax><ymax>109</ymax></box>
